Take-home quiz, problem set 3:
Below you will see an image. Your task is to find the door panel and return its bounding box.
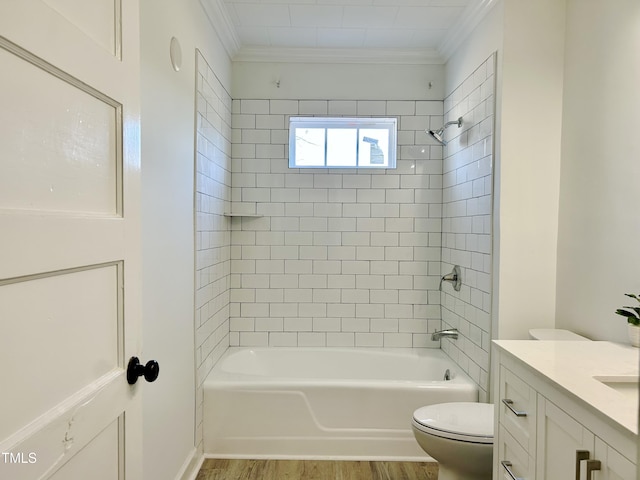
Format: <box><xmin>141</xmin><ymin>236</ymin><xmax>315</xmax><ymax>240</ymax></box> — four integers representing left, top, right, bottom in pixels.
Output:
<box><xmin>0</xmin><ymin>216</ymin><xmax>125</xmax><ymax>280</ymax></box>
<box><xmin>48</xmin><ymin>418</ymin><xmax>122</xmax><ymax>480</ymax></box>
<box><xmin>0</xmin><ymin>42</ymin><xmax>120</xmax><ymax>216</ymax></box>
<box><xmin>1</xmin><ymin>377</ymin><xmax>131</xmax><ymax>479</ymax></box>
<box><xmin>0</xmin><ymin>264</ymin><xmax>121</xmax><ymax>441</ymax></box>
<box><xmin>42</xmin><ymin>0</ymin><xmax>121</xmax><ymax>57</ymax></box>
<box><xmin>0</xmin><ymin>0</ymin><xmax>141</xmax><ymax>478</ymax></box>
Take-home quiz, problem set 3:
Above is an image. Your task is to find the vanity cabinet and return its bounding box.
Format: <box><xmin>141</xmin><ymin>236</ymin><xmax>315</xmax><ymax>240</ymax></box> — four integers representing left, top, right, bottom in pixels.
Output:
<box><xmin>493</xmin><ymin>344</ymin><xmax>637</xmax><ymax>480</ymax></box>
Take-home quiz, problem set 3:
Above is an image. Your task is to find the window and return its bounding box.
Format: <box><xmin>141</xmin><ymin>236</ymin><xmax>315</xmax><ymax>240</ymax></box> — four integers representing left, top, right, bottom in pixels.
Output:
<box><xmin>289</xmin><ymin>117</ymin><xmax>397</xmax><ymax>169</ymax></box>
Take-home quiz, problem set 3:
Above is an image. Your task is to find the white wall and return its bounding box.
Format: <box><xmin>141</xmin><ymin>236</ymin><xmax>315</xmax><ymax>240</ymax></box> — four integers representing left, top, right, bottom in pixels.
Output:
<box><xmin>233</xmin><ymin>62</ymin><xmax>444</xmax><ymax>101</ymax></box>
<box><xmin>446</xmin><ymin>0</ymin><xmax>567</xmax><ymax>340</ymax></box>
<box><xmin>445</xmin><ymin>2</ymin><xmax>503</xmax><ymax>97</ymax></box>
<box><xmin>556</xmin><ymin>0</ymin><xmax>640</xmax><ymax>342</ymax></box>
<box><xmin>140</xmin><ymin>0</ymin><xmax>231</xmax><ymax>477</ymax></box>
<box><xmin>498</xmin><ymin>0</ymin><xmax>566</xmax><ymax>339</ymax></box>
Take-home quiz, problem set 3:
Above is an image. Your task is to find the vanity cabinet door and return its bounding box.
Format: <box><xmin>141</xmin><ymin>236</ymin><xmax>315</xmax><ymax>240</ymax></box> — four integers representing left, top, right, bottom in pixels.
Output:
<box><xmin>536</xmin><ymin>396</ymin><xmax>594</xmax><ymax>480</ymax></box>
<box><xmin>594</xmin><ymin>437</ymin><xmax>637</xmax><ymax>480</ymax></box>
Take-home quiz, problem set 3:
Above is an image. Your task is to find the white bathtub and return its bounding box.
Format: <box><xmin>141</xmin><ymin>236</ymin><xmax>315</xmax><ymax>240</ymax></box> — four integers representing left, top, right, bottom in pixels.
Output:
<box><xmin>203</xmin><ymin>347</ymin><xmax>478</xmax><ymax>460</ymax></box>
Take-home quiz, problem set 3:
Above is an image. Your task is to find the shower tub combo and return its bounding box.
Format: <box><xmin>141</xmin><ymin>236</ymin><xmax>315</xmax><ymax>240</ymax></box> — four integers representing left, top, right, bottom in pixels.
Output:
<box><xmin>203</xmin><ymin>347</ymin><xmax>478</xmax><ymax>460</ymax></box>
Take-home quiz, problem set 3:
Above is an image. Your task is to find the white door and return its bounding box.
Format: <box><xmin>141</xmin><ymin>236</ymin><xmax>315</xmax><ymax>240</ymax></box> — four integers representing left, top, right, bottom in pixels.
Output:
<box><xmin>0</xmin><ymin>0</ymin><xmax>144</xmax><ymax>479</ymax></box>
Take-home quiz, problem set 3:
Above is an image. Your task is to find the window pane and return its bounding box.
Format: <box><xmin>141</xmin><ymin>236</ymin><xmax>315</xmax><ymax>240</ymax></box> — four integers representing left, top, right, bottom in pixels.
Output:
<box><xmin>289</xmin><ymin>117</ymin><xmax>396</xmax><ymax>169</ymax></box>
<box><xmin>359</xmin><ymin>129</ymin><xmax>389</xmax><ymax>167</ymax></box>
<box><xmin>327</xmin><ymin>128</ymin><xmax>357</xmax><ymax>167</ymax></box>
<box><xmin>294</xmin><ymin>127</ymin><xmax>325</xmax><ymax>166</ymax></box>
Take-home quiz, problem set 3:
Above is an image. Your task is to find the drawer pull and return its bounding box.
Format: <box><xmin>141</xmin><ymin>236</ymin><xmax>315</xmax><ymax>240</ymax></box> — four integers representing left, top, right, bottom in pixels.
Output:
<box><xmin>501</xmin><ymin>461</ymin><xmax>524</xmax><ymax>480</ymax></box>
<box><xmin>502</xmin><ymin>398</ymin><xmax>527</xmax><ymax>417</ymax></box>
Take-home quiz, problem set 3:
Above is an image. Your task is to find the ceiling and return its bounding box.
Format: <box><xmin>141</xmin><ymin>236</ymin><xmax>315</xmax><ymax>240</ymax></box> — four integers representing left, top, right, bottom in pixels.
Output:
<box><xmin>203</xmin><ymin>0</ymin><xmax>492</xmax><ymax>63</ymax></box>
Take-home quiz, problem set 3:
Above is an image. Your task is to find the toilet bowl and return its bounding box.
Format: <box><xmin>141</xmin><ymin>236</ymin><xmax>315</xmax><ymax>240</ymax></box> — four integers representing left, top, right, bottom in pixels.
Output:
<box><xmin>412</xmin><ymin>402</ymin><xmax>493</xmax><ymax>480</ymax></box>
<box><xmin>411</xmin><ymin>329</ymin><xmax>590</xmax><ymax>479</ymax></box>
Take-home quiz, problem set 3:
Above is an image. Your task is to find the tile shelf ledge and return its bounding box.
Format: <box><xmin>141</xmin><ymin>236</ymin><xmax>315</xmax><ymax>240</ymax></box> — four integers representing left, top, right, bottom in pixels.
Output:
<box><xmin>223</xmin><ymin>213</ymin><xmax>264</xmax><ymax>218</ymax></box>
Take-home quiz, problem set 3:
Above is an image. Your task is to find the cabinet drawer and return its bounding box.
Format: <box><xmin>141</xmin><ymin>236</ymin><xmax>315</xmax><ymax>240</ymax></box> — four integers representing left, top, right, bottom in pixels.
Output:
<box><xmin>495</xmin><ymin>425</ymin><xmax>534</xmax><ymax>480</ymax></box>
<box><xmin>499</xmin><ymin>366</ymin><xmax>536</xmax><ymax>451</ymax></box>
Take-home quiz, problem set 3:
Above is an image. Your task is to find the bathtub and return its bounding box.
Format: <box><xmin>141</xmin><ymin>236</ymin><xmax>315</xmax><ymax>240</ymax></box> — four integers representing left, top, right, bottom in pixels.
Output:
<box><xmin>203</xmin><ymin>347</ymin><xmax>478</xmax><ymax>460</ymax></box>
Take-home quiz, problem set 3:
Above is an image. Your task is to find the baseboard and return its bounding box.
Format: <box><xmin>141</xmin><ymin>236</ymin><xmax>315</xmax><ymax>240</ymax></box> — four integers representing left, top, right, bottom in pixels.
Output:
<box><xmin>175</xmin><ymin>448</ymin><xmax>204</xmax><ymax>480</ymax></box>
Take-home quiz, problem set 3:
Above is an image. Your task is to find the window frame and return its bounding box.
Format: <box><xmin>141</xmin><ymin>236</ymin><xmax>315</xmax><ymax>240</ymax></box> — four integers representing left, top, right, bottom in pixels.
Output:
<box><xmin>288</xmin><ymin>116</ymin><xmax>397</xmax><ymax>169</ymax></box>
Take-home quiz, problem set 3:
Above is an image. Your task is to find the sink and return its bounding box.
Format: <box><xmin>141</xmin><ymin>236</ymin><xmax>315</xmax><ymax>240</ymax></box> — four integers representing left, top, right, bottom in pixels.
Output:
<box><xmin>593</xmin><ymin>375</ymin><xmax>639</xmax><ymax>402</ymax></box>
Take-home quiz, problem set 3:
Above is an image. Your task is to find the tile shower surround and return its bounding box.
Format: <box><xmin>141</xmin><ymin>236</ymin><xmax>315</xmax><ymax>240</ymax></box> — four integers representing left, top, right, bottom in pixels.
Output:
<box><xmin>229</xmin><ymin>99</ymin><xmax>445</xmax><ymax>350</ymax></box>
<box><xmin>440</xmin><ymin>55</ymin><xmax>495</xmax><ymax>401</ymax></box>
<box><xmin>194</xmin><ymin>52</ymin><xmax>496</xmax><ymax>443</ymax></box>
<box><xmin>195</xmin><ymin>51</ymin><xmax>232</xmax><ymax>451</ymax></box>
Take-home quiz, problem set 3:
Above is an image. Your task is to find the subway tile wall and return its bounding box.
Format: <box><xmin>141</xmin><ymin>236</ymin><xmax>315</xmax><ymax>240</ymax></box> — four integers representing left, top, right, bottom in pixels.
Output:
<box><xmin>229</xmin><ymin>99</ymin><xmax>446</xmax><ymax>349</ymax></box>
<box><xmin>194</xmin><ymin>52</ymin><xmax>495</xmax><ymax>437</ymax></box>
<box><xmin>439</xmin><ymin>54</ymin><xmax>495</xmax><ymax>402</ymax></box>
<box><xmin>194</xmin><ymin>51</ymin><xmax>232</xmax><ymax>451</ymax></box>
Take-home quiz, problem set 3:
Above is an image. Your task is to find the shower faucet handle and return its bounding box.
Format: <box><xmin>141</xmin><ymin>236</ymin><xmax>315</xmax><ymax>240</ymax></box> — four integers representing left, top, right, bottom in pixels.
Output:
<box><xmin>439</xmin><ymin>265</ymin><xmax>462</xmax><ymax>292</ymax></box>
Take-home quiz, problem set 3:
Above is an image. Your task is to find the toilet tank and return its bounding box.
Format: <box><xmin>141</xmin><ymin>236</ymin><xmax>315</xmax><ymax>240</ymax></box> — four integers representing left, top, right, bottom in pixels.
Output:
<box><xmin>528</xmin><ymin>328</ymin><xmax>590</xmax><ymax>341</ymax></box>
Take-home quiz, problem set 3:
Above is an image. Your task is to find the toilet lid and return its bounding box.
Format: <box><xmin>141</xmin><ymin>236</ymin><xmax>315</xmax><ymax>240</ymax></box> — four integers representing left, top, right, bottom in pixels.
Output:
<box><xmin>412</xmin><ymin>402</ymin><xmax>493</xmax><ymax>444</ymax></box>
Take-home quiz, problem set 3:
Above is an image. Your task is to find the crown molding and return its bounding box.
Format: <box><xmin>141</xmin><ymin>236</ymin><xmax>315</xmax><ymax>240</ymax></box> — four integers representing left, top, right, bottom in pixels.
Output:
<box><xmin>232</xmin><ymin>46</ymin><xmax>444</xmax><ymax>65</ymax></box>
<box><xmin>200</xmin><ymin>0</ymin><xmax>241</xmax><ymax>59</ymax></box>
<box><xmin>438</xmin><ymin>0</ymin><xmax>500</xmax><ymax>62</ymax></box>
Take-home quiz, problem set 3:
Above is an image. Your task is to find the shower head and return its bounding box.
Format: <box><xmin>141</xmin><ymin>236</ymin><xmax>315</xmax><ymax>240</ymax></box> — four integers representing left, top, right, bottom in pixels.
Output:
<box><xmin>429</xmin><ymin>128</ymin><xmax>446</xmax><ymax>145</ymax></box>
<box><xmin>427</xmin><ymin>117</ymin><xmax>463</xmax><ymax>146</ymax></box>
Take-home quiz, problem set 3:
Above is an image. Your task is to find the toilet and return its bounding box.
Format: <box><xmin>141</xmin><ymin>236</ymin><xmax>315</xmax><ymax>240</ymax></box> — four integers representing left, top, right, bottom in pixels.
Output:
<box><xmin>412</xmin><ymin>402</ymin><xmax>493</xmax><ymax>480</ymax></box>
<box><xmin>411</xmin><ymin>328</ymin><xmax>591</xmax><ymax>479</ymax></box>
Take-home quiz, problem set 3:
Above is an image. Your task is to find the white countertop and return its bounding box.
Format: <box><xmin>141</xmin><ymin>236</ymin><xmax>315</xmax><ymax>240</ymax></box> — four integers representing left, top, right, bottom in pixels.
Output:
<box><xmin>493</xmin><ymin>340</ymin><xmax>639</xmax><ymax>435</ymax></box>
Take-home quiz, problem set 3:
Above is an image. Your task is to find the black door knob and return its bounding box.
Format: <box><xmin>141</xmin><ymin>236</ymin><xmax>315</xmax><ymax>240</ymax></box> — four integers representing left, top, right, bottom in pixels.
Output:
<box><xmin>127</xmin><ymin>356</ymin><xmax>159</xmax><ymax>385</ymax></box>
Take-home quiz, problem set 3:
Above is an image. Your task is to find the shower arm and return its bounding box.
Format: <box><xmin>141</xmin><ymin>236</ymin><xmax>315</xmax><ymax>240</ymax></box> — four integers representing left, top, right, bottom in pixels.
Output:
<box><xmin>442</xmin><ymin>118</ymin><xmax>462</xmax><ymax>129</ymax></box>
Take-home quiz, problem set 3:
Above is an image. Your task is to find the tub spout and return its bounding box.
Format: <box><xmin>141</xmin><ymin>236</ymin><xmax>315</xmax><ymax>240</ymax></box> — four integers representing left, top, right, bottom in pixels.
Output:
<box><xmin>431</xmin><ymin>328</ymin><xmax>458</xmax><ymax>341</ymax></box>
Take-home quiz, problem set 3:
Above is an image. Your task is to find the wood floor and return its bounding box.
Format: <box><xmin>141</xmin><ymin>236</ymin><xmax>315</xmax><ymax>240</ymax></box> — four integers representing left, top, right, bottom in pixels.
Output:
<box><xmin>196</xmin><ymin>459</ymin><xmax>438</xmax><ymax>480</ymax></box>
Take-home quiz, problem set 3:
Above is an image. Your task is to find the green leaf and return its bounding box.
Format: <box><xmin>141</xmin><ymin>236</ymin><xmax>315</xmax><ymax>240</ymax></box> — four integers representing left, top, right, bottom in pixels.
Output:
<box><xmin>623</xmin><ymin>293</ymin><xmax>640</xmax><ymax>303</ymax></box>
<box><xmin>619</xmin><ymin>307</ymin><xmax>640</xmax><ymax>320</ymax></box>
<box><xmin>621</xmin><ymin>305</ymin><xmax>640</xmax><ymax>312</ymax></box>
<box><xmin>615</xmin><ymin>309</ymin><xmax>639</xmax><ymax>319</ymax></box>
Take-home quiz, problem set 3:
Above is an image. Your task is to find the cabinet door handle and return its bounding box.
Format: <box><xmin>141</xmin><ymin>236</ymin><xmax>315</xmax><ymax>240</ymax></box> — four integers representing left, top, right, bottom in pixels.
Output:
<box><xmin>502</xmin><ymin>398</ymin><xmax>527</xmax><ymax>417</ymax></box>
<box><xmin>501</xmin><ymin>461</ymin><xmax>524</xmax><ymax>480</ymax></box>
<box><xmin>585</xmin><ymin>459</ymin><xmax>601</xmax><ymax>479</ymax></box>
<box><xmin>575</xmin><ymin>450</ymin><xmax>590</xmax><ymax>480</ymax></box>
